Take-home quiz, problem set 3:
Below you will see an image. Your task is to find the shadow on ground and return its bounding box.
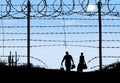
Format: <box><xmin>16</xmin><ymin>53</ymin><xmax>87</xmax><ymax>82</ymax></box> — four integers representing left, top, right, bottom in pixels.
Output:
<box><xmin>0</xmin><ymin>64</ymin><xmax>120</xmax><ymax>82</ymax></box>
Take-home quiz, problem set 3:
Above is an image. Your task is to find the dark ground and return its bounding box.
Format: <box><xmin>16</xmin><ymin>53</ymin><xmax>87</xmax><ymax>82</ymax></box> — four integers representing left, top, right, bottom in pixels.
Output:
<box><xmin>0</xmin><ymin>66</ymin><xmax>120</xmax><ymax>82</ymax></box>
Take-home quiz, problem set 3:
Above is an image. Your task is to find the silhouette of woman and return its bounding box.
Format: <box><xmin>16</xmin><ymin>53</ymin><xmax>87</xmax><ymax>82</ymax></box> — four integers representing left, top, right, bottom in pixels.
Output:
<box><xmin>61</xmin><ymin>51</ymin><xmax>74</xmax><ymax>71</ymax></box>
<box><xmin>77</xmin><ymin>52</ymin><xmax>87</xmax><ymax>72</ymax></box>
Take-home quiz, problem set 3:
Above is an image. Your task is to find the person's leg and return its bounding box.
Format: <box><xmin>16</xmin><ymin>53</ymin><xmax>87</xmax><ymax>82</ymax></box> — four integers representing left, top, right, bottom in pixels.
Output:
<box><xmin>79</xmin><ymin>68</ymin><xmax>83</xmax><ymax>72</ymax></box>
<box><xmin>66</xmin><ymin>66</ymin><xmax>71</xmax><ymax>71</ymax></box>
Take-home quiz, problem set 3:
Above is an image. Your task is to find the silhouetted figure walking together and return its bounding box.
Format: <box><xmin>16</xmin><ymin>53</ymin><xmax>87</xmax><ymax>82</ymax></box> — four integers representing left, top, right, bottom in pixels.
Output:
<box><xmin>77</xmin><ymin>52</ymin><xmax>87</xmax><ymax>72</ymax></box>
<box><xmin>61</xmin><ymin>51</ymin><xmax>75</xmax><ymax>71</ymax></box>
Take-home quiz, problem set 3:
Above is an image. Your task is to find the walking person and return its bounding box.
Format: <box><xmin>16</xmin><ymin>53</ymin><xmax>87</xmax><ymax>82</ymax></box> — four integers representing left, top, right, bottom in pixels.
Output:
<box><xmin>61</xmin><ymin>51</ymin><xmax>75</xmax><ymax>71</ymax></box>
<box><xmin>77</xmin><ymin>52</ymin><xmax>87</xmax><ymax>72</ymax></box>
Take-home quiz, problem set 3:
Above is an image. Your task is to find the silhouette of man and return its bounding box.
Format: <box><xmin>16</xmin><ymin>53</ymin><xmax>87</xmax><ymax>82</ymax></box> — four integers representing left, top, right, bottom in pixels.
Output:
<box><xmin>77</xmin><ymin>52</ymin><xmax>87</xmax><ymax>72</ymax></box>
<box><xmin>61</xmin><ymin>51</ymin><xmax>74</xmax><ymax>71</ymax></box>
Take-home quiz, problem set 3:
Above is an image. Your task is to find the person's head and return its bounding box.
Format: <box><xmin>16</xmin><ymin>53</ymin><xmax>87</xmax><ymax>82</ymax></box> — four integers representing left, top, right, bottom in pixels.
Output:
<box><xmin>66</xmin><ymin>51</ymin><xmax>69</xmax><ymax>55</ymax></box>
<box><xmin>81</xmin><ymin>52</ymin><xmax>83</xmax><ymax>56</ymax></box>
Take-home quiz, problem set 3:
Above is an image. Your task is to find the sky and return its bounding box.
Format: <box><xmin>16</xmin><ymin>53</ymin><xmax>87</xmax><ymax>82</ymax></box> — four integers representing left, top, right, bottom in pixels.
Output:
<box><xmin>0</xmin><ymin>0</ymin><xmax>120</xmax><ymax>72</ymax></box>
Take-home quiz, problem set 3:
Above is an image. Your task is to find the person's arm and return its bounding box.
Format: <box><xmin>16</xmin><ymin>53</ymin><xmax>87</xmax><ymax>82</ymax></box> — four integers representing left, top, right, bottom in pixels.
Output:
<box><xmin>71</xmin><ymin>56</ymin><xmax>74</xmax><ymax>64</ymax></box>
<box><xmin>83</xmin><ymin>56</ymin><xmax>85</xmax><ymax>63</ymax></box>
<box><xmin>61</xmin><ymin>56</ymin><xmax>65</xmax><ymax>65</ymax></box>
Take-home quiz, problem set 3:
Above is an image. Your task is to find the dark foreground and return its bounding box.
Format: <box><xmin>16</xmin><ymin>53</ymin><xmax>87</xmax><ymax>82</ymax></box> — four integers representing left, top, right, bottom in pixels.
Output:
<box><xmin>0</xmin><ymin>66</ymin><xmax>120</xmax><ymax>82</ymax></box>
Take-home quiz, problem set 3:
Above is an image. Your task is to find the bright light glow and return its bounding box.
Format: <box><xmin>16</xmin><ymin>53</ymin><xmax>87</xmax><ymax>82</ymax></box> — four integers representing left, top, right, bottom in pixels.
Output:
<box><xmin>87</xmin><ymin>5</ymin><xmax>96</xmax><ymax>11</ymax></box>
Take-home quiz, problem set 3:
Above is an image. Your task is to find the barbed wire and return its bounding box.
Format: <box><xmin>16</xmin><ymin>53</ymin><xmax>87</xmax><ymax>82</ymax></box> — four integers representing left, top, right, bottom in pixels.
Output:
<box><xmin>0</xmin><ymin>0</ymin><xmax>120</xmax><ymax>18</ymax></box>
<box><xmin>88</xmin><ymin>55</ymin><xmax>120</xmax><ymax>69</ymax></box>
<box><xmin>0</xmin><ymin>55</ymin><xmax>48</xmax><ymax>68</ymax></box>
<box><xmin>89</xmin><ymin>65</ymin><xmax>106</xmax><ymax>69</ymax></box>
<box><xmin>0</xmin><ymin>45</ymin><xmax>120</xmax><ymax>48</ymax></box>
<box><xmin>0</xmin><ymin>39</ymin><xmax>120</xmax><ymax>42</ymax></box>
<box><xmin>0</xmin><ymin>0</ymin><xmax>120</xmax><ymax>50</ymax></box>
<box><xmin>1</xmin><ymin>0</ymin><xmax>120</xmax><ymax>71</ymax></box>
<box><xmin>1</xmin><ymin>17</ymin><xmax>120</xmax><ymax>20</ymax></box>
<box><xmin>88</xmin><ymin>56</ymin><xmax>120</xmax><ymax>64</ymax></box>
<box><xmin>1</xmin><ymin>24</ymin><xmax>120</xmax><ymax>29</ymax></box>
<box><xmin>0</xmin><ymin>32</ymin><xmax>120</xmax><ymax>35</ymax></box>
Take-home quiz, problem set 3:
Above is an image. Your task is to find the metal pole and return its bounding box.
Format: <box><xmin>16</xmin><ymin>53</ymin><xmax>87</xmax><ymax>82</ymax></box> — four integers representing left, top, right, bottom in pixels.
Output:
<box><xmin>27</xmin><ymin>0</ymin><xmax>31</xmax><ymax>67</ymax></box>
<box><xmin>98</xmin><ymin>1</ymin><xmax>102</xmax><ymax>71</ymax></box>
